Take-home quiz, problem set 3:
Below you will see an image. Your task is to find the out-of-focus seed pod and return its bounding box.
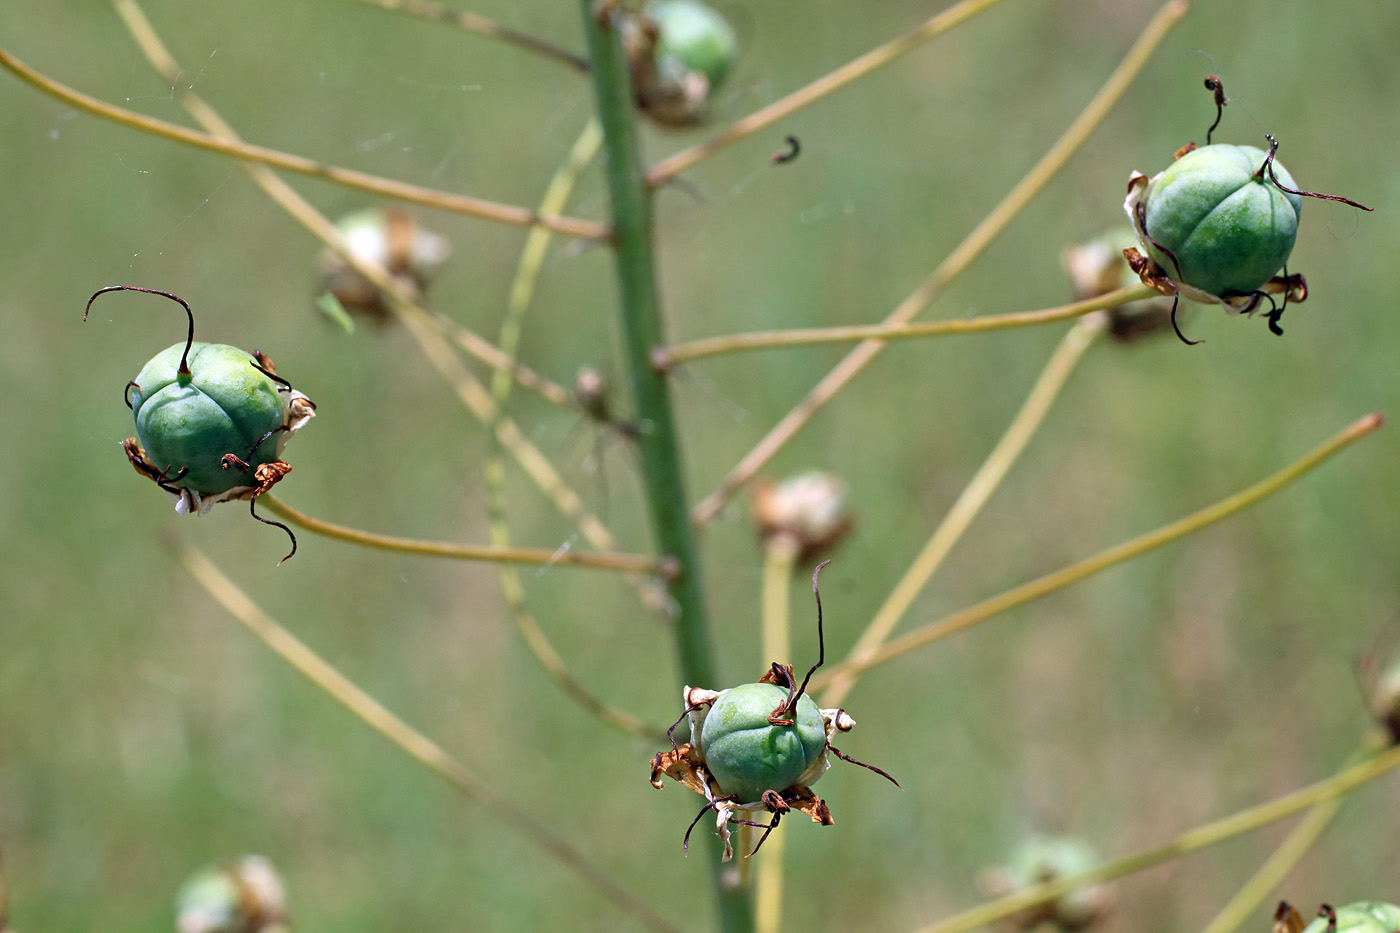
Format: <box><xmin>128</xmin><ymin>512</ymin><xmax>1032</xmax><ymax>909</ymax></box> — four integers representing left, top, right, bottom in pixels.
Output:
<box><xmin>751</xmin><ymin>470</ymin><xmax>853</xmax><ymax>562</ymax></box>
<box><xmin>978</xmin><ymin>836</ymin><xmax>1112</xmax><ymax>931</ymax></box>
<box><xmin>316</xmin><ymin>207</ymin><xmax>451</xmax><ymax>323</ymax></box>
<box><xmin>174</xmin><ymin>855</ymin><xmax>288</xmax><ymax>933</ymax></box>
<box><xmin>1060</xmin><ymin>228</ymin><xmax>1177</xmax><ymax>342</ymax></box>
<box><xmin>622</xmin><ymin>0</ymin><xmax>739</xmax><ymax>126</ymax></box>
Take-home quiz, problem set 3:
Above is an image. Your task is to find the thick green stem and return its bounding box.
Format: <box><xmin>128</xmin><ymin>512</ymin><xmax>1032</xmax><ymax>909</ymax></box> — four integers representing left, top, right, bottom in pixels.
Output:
<box><xmin>577</xmin><ymin>5</ymin><xmax>750</xmax><ymax>931</ymax></box>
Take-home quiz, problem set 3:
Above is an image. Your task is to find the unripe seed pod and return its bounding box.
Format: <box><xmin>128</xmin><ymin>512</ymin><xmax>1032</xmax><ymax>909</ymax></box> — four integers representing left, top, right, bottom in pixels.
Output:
<box><xmin>751</xmin><ymin>470</ymin><xmax>853</xmax><ymax>562</ymax></box>
<box><xmin>175</xmin><ymin>854</ymin><xmax>288</xmax><ymax>933</ymax></box>
<box><xmin>698</xmin><ymin>682</ymin><xmax>827</xmax><ymax>804</ymax></box>
<box><xmin>979</xmin><ymin>836</ymin><xmax>1111</xmax><ymax>931</ymax></box>
<box><xmin>1140</xmin><ymin>144</ymin><xmax>1301</xmax><ymax>298</ymax></box>
<box><xmin>1300</xmin><ymin>902</ymin><xmax>1400</xmax><ymax>933</ymax></box>
<box><xmin>88</xmin><ymin>286</ymin><xmax>314</xmax><ymax>559</ymax></box>
<box><xmin>650</xmin><ymin>0</ymin><xmax>737</xmax><ymax>92</ymax></box>
<box><xmin>1060</xmin><ymin>228</ymin><xmax>1177</xmax><ymax>341</ymax></box>
<box><xmin>132</xmin><ymin>342</ymin><xmax>288</xmax><ymax>495</ymax></box>
<box><xmin>624</xmin><ymin>0</ymin><xmax>738</xmax><ymax>126</ymax></box>
<box><xmin>316</xmin><ymin>207</ymin><xmax>451</xmax><ymax>322</ymax></box>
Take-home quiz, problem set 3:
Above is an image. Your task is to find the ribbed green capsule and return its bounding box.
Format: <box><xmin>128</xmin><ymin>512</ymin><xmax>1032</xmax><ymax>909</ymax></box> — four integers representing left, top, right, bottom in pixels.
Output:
<box><xmin>1301</xmin><ymin>902</ymin><xmax>1400</xmax><ymax>933</ymax></box>
<box><xmin>131</xmin><ymin>341</ymin><xmax>286</xmax><ymax>495</ymax></box>
<box><xmin>698</xmin><ymin>682</ymin><xmax>827</xmax><ymax>804</ymax></box>
<box><xmin>1142</xmin><ymin>143</ymin><xmax>1301</xmax><ymax>297</ymax></box>
<box><xmin>649</xmin><ymin>0</ymin><xmax>738</xmax><ymax>92</ymax></box>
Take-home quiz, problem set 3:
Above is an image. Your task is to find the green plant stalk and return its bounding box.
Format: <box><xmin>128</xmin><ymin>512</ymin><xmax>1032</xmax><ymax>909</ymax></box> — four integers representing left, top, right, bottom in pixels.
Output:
<box><xmin>577</xmin><ymin>4</ymin><xmax>747</xmax><ymax>929</ymax></box>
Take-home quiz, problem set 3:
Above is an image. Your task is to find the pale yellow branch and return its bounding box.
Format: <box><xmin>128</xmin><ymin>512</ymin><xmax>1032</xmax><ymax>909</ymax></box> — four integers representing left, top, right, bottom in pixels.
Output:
<box><xmin>820</xmin><ymin>315</ymin><xmax>1104</xmax><ymax>708</ymax></box>
<box><xmin>913</xmin><ymin>741</ymin><xmax>1400</xmax><ymax>933</ymax></box>
<box><xmin>474</xmin><ymin>119</ymin><xmax>667</xmax><ymax>739</ymax></box>
<box><xmin>0</xmin><ymin>44</ymin><xmax>606</xmax><ymax>239</ymax></box>
<box><xmin>260</xmin><ymin>494</ymin><xmax>668</xmax><ymax>576</ymax></box>
<box><xmin>691</xmin><ymin>0</ymin><xmax>1190</xmax><ymax>526</ymax></box>
<box><xmin>1198</xmin><ymin>733</ymin><xmax>1386</xmax><ymax>933</ymax></box>
<box><xmin>662</xmin><ymin>284</ymin><xmax>1143</xmax><ymax>367</ymax></box>
<box><xmin>171</xmin><ymin>541</ymin><xmax>681</xmax><ymax>933</ymax></box>
<box><xmin>755</xmin><ymin>536</ymin><xmax>800</xmax><ymax>933</ymax></box>
<box><xmin>331</xmin><ymin>0</ymin><xmax>589</xmax><ymax>72</ymax></box>
<box><xmin>647</xmin><ymin>0</ymin><xmax>1014</xmax><ymax>184</ymax></box>
<box><xmin>811</xmin><ymin>412</ymin><xmax>1384</xmax><ymax>690</ymax></box>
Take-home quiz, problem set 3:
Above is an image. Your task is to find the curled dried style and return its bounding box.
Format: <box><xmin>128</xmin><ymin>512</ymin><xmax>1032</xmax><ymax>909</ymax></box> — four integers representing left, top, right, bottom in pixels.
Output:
<box><xmin>221</xmin><ymin>425</ymin><xmax>298</xmax><ymax>564</ymax></box>
<box><xmin>84</xmin><ymin>285</ymin><xmax>197</xmax><ymax>378</ymax></box>
<box><xmin>1255</xmin><ymin>135</ymin><xmax>1374</xmax><ymax>211</ymax></box>
<box><xmin>1203</xmin><ymin>74</ymin><xmax>1227</xmax><ymax>144</ymax></box>
<box><xmin>767</xmin><ymin>560</ymin><xmax>830</xmax><ymax>726</ymax></box>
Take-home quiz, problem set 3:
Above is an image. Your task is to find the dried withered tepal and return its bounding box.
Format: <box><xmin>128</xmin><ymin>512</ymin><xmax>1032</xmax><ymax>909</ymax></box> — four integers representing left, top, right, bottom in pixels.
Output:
<box><xmin>86</xmin><ymin>286</ymin><xmax>315</xmax><ymax>563</ymax></box>
<box><xmin>650</xmin><ymin>563</ymin><xmax>899</xmax><ymax>861</ymax></box>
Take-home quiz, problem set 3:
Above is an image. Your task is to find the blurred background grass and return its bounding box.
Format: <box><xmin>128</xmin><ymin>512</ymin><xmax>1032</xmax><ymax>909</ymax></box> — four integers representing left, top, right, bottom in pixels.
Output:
<box><xmin>2</xmin><ymin>0</ymin><xmax>1398</xmax><ymax>929</ymax></box>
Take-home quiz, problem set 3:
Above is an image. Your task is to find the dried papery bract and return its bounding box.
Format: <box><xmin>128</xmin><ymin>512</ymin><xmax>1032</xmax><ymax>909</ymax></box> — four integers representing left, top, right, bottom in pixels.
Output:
<box><xmin>751</xmin><ymin>470</ymin><xmax>853</xmax><ymax>563</ymax></box>
<box><xmin>1060</xmin><ymin>228</ymin><xmax>1177</xmax><ymax>342</ymax></box>
<box><xmin>316</xmin><ymin>207</ymin><xmax>451</xmax><ymax>325</ymax></box>
<box><xmin>175</xmin><ymin>854</ymin><xmax>289</xmax><ymax>933</ymax></box>
<box><xmin>618</xmin><ymin>0</ymin><xmax>738</xmax><ymax>126</ymax></box>
<box><xmin>87</xmin><ymin>286</ymin><xmax>316</xmax><ymax>562</ymax></box>
<box><xmin>977</xmin><ymin>836</ymin><xmax>1113</xmax><ymax>931</ymax></box>
<box><xmin>650</xmin><ymin>563</ymin><xmax>897</xmax><ymax>860</ymax></box>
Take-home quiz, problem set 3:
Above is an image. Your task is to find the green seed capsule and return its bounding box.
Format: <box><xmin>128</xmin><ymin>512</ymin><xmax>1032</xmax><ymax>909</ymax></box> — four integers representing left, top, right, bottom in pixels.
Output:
<box><xmin>89</xmin><ymin>286</ymin><xmax>314</xmax><ymax>560</ymax></box>
<box><xmin>698</xmin><ymin>682</ymin><xmax>827</xmax><ymax>804</ymax></box>
<box><xmin>625</xmin><ymin>0</ymin><xmax>739</xmax><ymax>126</ymax></box>
<box><xmin>1301</xmin><ymin>902</ymin><xmax>1400</xmax><ymax>933</ymax></box>
<box><xmin>649</xmin><ymin>0</ymin><xmax>738</xmax><ymax>93</ymax></box>
<box><xmin>1141</xmin><ymin>143</ymin><xmax>1301</xmax><ymax>298</ymax></box>
<box><xmin>131</xmin><ymin>342</ymin><xmax>287</xmax><ymax>495</ymax></box>
<box><xmin>982</xmin><ymin>836</ymin><xmax>1111</xmax><ymax>930</ymax></box>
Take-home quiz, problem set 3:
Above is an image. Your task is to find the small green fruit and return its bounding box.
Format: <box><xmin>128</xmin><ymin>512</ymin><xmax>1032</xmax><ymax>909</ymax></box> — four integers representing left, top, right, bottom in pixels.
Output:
<box><xmin>131</xmin><ymin>342</ymin><xmax>287</xmax><ymax>495</ymax></box>
<box><xmin>1301</xmin><ymin>902</ymin><xmax>1400</xmax><ymax>933</ymax></box>
<box><xmin>698</xmin><ymin>682</ymin><xmax>827</xmax><ymax>804</ymax></box>
<box><xmin>649</xmin><ymin>0</ymin><xmax>738</xmax><ymax>93</ymax></box>
<box><xmin>1141</xmin><ymin>143</ymin><xmax>1301</xmax><ymax>298</ymax></box>
<box><xmin>625</xmin><ymin>0</ymin><xmax>739</xmax><ymax>126</ymax></box>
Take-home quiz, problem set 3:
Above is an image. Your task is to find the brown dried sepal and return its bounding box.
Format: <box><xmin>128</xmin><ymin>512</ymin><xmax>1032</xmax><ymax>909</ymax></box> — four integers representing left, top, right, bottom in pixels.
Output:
<box><xmin>252</xmin><ymin>461</ymin><xmax>293</xmax><ymax>496</ymax></box>
<box><xmin>1174</xmin><ymin>141</ymin><xmax>1197</xmax><ymax>161</ymax></box>
<box><xmin>1273</xmin><ymin>901</ymin><xmax>1306</xmax><ymax>933</ymax></box>
<box><xmin>650</xmin><ymin>743</ymin><xmax>711</xmax><ymax>796</ymax></box>
<box><xmin>1122</xmin><ymin>247</ymin><xmax>1179</xmax><ymax>298</ymax></box>
<box><xmin>782</xmin><ymin>785</ymin><xmax>834</xmax><ymax>826</ymax></box>
<box><xmin>758</xmin><ymin>663</ymin><xmax>795</xmax><ymax>688</ymax></box>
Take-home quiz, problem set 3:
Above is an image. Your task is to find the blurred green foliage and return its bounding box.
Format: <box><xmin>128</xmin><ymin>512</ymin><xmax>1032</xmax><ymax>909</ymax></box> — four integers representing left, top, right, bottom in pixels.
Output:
<box><xmin>1</xmin><ymin>1</ymin><xmax>1398</xmax><ymax>930</ymax></box>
